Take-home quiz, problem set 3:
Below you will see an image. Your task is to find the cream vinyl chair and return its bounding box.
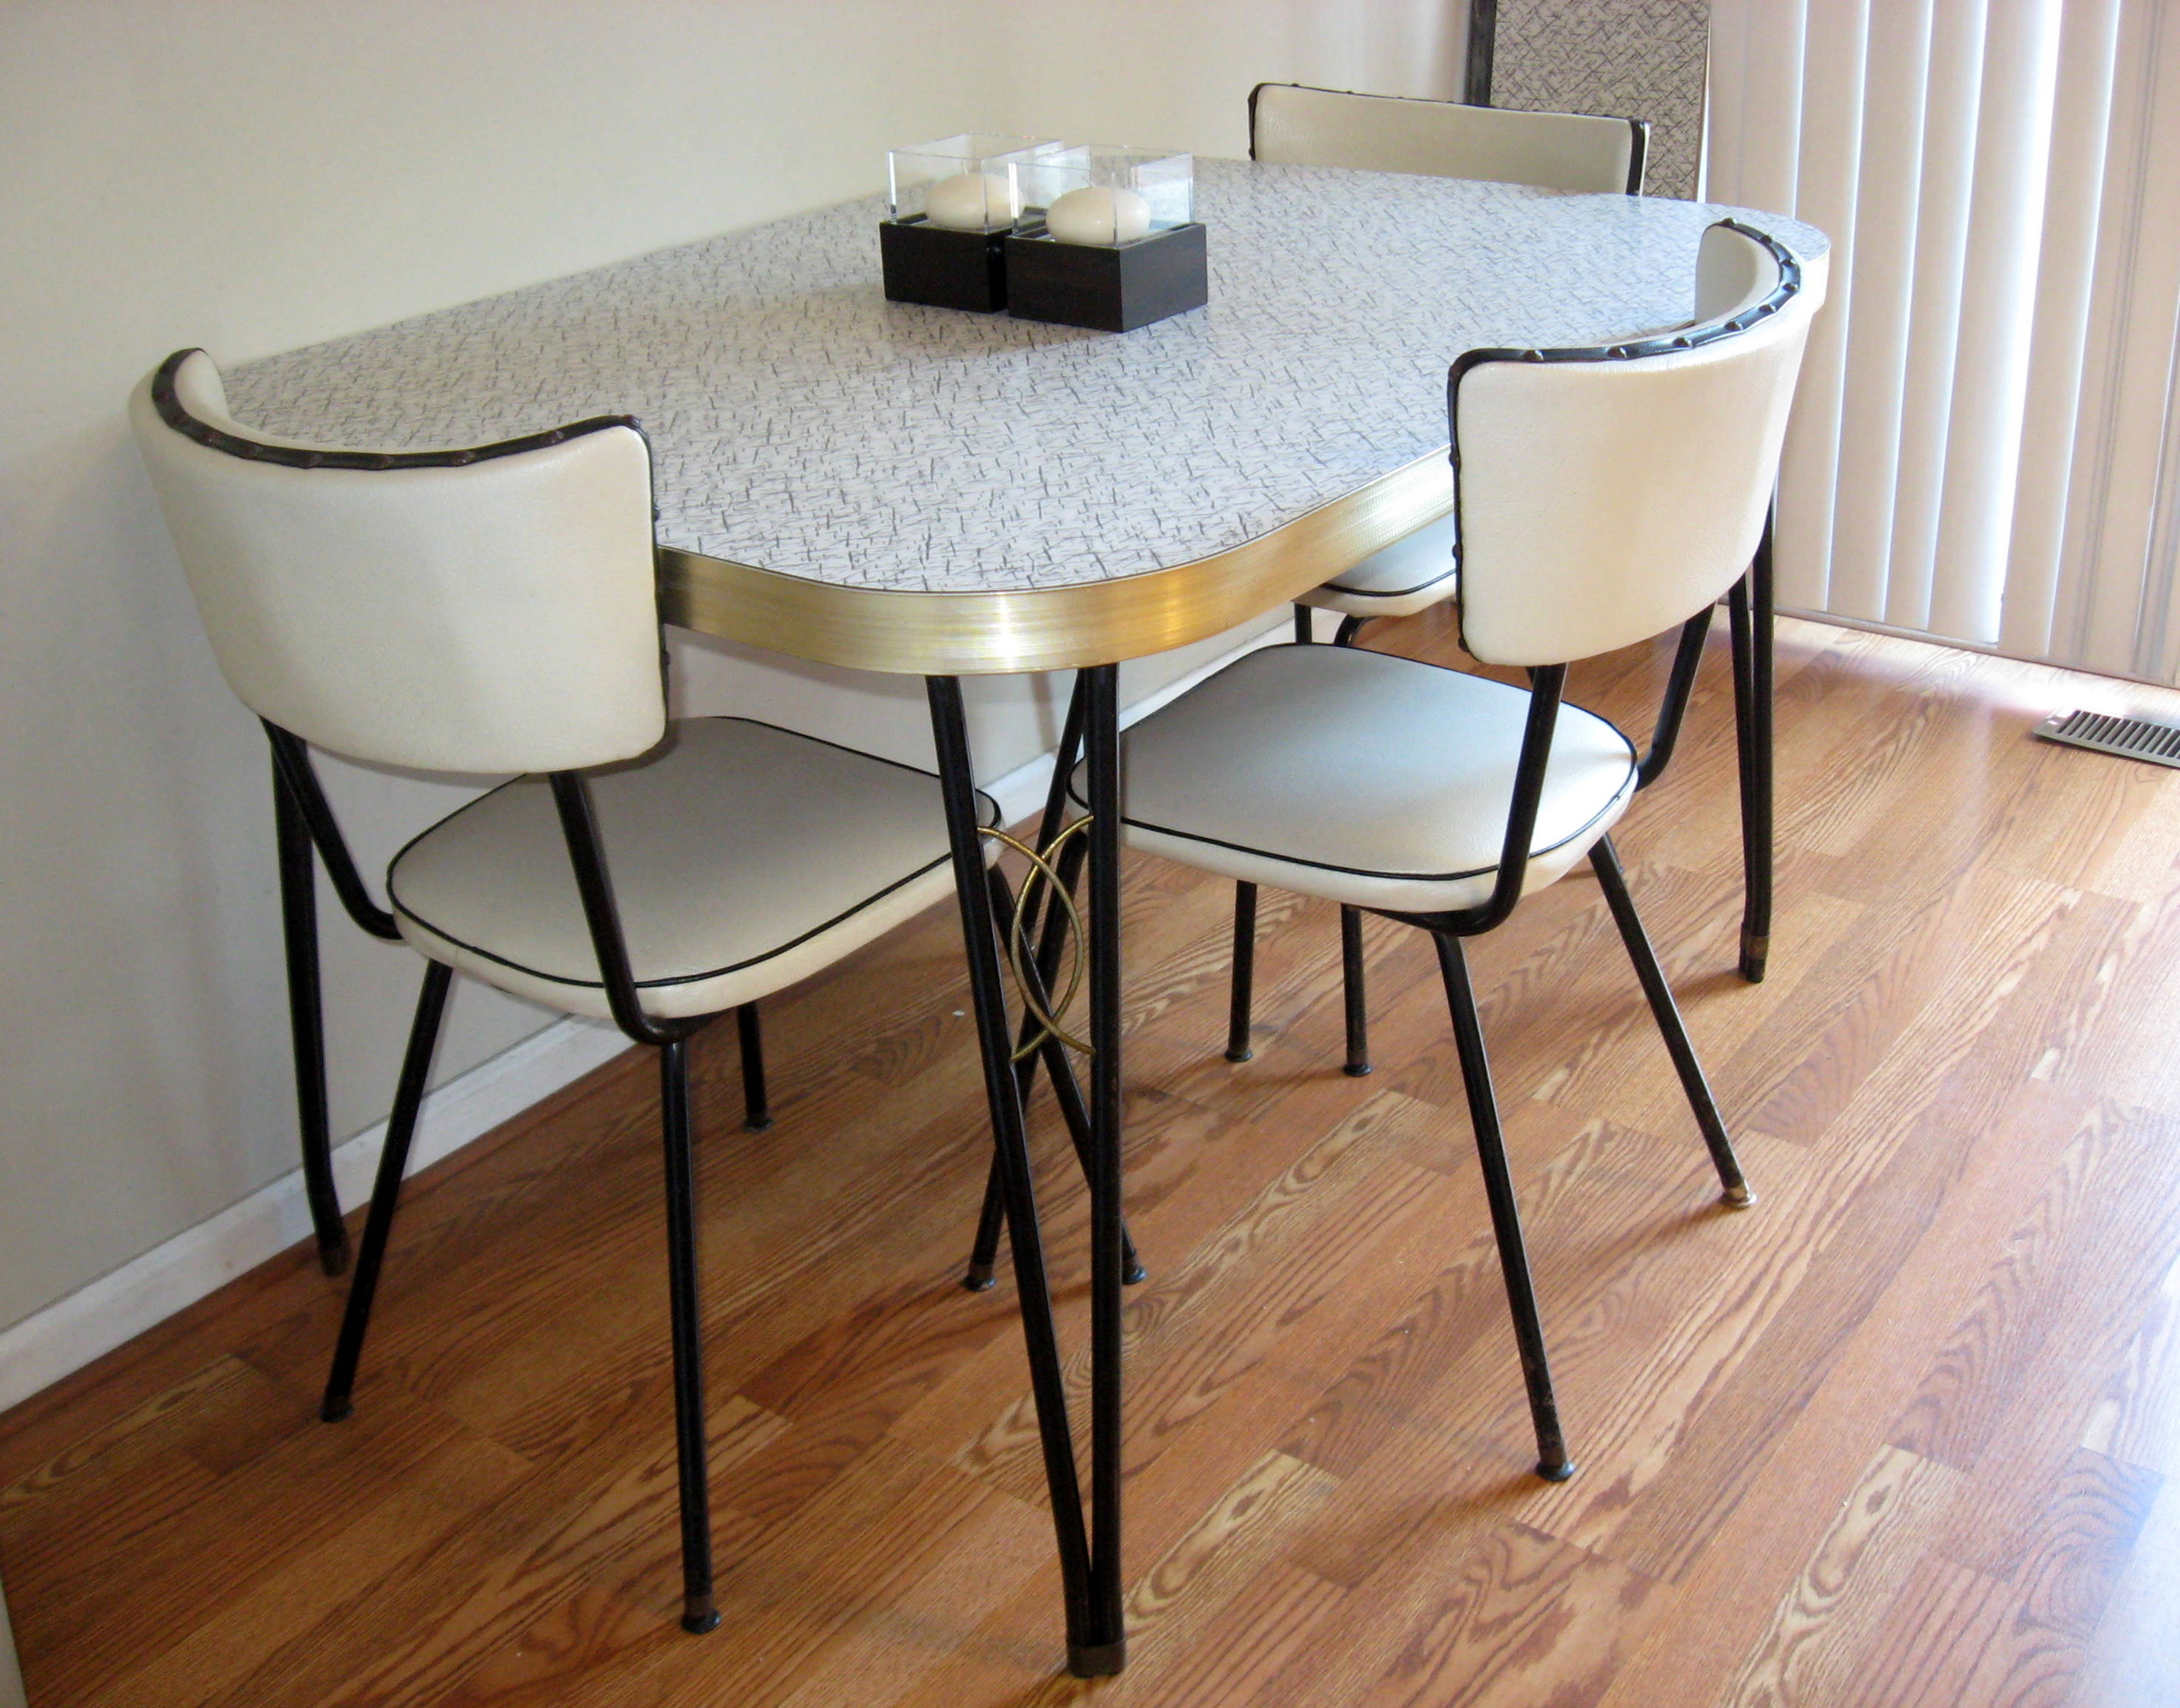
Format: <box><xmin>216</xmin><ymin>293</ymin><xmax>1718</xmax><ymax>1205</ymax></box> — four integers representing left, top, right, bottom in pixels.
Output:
<box><xmin>1243</xmin><ymin>82</ymin><xmax>1665</xmax><ymax>1080</ymax></box>
<box><xmin>131</xmin><ymin>350</ymin><xmax>1005</xmax><ymax>1636</ymax></box>
<box><xmin>1242</xmin><ymin>84</ymin><xmax>1793</xmax><ymax>1077</ymax></box>
<box><xmin>1248</xmin><ymin>81</ymin><xmax>1648</xmax><ymax>195</ymax></box>
<box><xmin>1082</xmin><ymin>221</ymin><xmax>1819</xmax><ymax>1480</ymax></box>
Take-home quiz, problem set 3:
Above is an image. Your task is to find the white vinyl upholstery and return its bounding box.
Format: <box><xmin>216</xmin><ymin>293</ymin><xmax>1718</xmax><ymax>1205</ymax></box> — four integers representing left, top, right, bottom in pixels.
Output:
<box><xmin>1078</xmin><ymin>645</ymin><xmax>1635</xmax><ymax>915</ymax></box>
<box><xmin>1298</xmin><ymin>510</ymin><xmax>1460</xmax><ymax>617</ymax></box>
<box><xmin>130</xmin><ymin>350</ymin><xmax>666</xmax><ymax>775</ymax></box>
<box><xmin>1250</xmin><ymin>83</ymin><xmax>1643</xmax><ymax>195</ymax></box>
<box><xmin>1454</xmin><ymin>231</ymin><xmax>1821</xmax><ymax>666</ymax></box>
<box><xmin>389</xmin><ymin>719</ymin><xmax>996</xmax><ymax>1022</ymax></box>
<box><xmin>1695</xmin><ymin>221</ymin><xmax>1780</xmax><ymax>321</ymax></box>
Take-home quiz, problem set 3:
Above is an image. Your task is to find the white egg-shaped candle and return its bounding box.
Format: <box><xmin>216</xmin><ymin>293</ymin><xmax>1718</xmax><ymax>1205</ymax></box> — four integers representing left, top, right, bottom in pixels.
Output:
<box><xmin>921</xmin><ymin>171</ymin><xmax>1018</xmax><ymax>232</ymax></box>
<box><xmin>1044</xmin><ymin>185</ymin><xmax>1153</xmax><ymax>246</ymax></box>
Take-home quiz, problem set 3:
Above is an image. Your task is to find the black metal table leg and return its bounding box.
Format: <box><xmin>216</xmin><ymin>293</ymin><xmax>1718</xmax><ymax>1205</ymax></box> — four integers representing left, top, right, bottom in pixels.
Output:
<box><xmin>927</xmin><ymin>677</ymin><xmax>1099</xmax><ymax>1665</ymax></box>
<box><xmin>965</xmin><ymin>678</ymin><xmax>1087</xmax><ymax>1292</ymax></box>
<box><xmin>1077</xmin><ymin>662</ymin><xmax>1128</xmax><ymax>1676</ymax></box>
<box><xmin>275</xmin><ymin>758</ymin><xmax>349</xmax><ymax>1277</ymax></box>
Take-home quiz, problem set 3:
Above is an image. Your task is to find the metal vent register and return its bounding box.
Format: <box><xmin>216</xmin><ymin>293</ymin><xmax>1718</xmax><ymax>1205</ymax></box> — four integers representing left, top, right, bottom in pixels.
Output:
<box><xmin>2034</xmin><ymin>709</ymin><xmax>2180</xmax><ymax>768</ymax></box>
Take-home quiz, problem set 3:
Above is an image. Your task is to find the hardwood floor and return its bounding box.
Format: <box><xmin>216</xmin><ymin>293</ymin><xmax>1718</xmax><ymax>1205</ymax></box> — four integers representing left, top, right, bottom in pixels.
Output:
<box><xmin>6</xmin><ymin>610</ymin><xmax>2179</xmax><ymax>1706</ymax></box>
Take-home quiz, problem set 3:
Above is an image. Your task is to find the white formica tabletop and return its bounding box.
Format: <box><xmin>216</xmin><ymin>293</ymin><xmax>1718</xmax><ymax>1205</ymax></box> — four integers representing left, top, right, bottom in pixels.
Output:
<box><xmin>228</xmin><ymin>160</ymin><xmax>1826</xmax><ymax>672</ymax></box>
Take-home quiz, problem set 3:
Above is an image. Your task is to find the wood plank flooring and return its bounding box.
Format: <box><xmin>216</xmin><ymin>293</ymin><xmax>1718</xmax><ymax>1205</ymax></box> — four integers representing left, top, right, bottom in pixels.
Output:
<box><xmin>6</xmin><ymin>610</ymin><xmax>2179</xmax><ymax>1706</ymax></box>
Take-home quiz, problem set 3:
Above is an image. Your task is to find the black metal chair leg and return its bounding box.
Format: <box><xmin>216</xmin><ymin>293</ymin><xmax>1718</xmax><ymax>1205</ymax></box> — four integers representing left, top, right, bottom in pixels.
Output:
<box><xmin>1340</xmin><ymin>906</ymin><xmax>1371</xmax><ymax>1077</ymax></box>
<box><xmin>1740</xmin><ymin>515</ymin><xmax>1776</xmax><ymax>982</ymax></box>
<box><xmin>1332</xmin><ymin>614</ymin><xmax>1372</xmax><ymax>647</ymax></box>
<box><xmin>320</xmin><ymin>959</ymin><xmax>453</xmax><ymax>1421</ymax></box>
<box><xmin>1431</xmin><ymin>932</ymin><xmax>1574</xmax><ymax>1482</ymax></box>
<box><xmin>659</xmin><ymin>1035</ymin><xmax>721</xmax><ymax>1634</ymax></box>
<box><xmin>276</xmin><ymin>759</ymin><xmax>349</xmax><ymax>1277</ymax></box>
<box><xmin>1294</xmin><ymin>604</ymin><xmax>1314</xmax><ymax>643</ymax></box>
<box><xmin>1588</xmin><ymin>838</ymin><xmax>1753</xmax><ymax>1207</ymax></box>
<box><xmin>928</xmin><ymin>677</ymin><xmax>1099</xmax><ymax>1663</ymax></box>
<box><xmin>735</xmin><ymin>1002</ymin><xmax>771</xmax><ymax>1131</ymax></box>
<box><xmin>1225</xmin><ymin>881</ymin><xmax>1259</xmax><ymax>1062</ymax></box>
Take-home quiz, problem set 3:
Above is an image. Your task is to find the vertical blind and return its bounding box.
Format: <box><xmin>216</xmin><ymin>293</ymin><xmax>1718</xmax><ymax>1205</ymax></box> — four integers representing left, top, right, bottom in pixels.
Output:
<box><xmin>1706</xmin><ymin>0</ymin><xmax>2180</xmax><ymax>681</ymax></box>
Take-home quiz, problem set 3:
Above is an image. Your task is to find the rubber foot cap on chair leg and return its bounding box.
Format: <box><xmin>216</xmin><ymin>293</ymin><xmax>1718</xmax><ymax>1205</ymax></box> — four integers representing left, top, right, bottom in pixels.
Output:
<box><xmin>743</xmin><ymin>1115</ymin><xmax>773</xmax><ymax>1132</ymax></box>
<box><xmin>1535</xmin><ymin>1458</ymin><xmax>1577</xmax><ymax>1483</ymax></box>
<box><xmin>1068</xmin><ymin>1639</ymin><xmax>1127</xmax><ymax>1677</ymax></box>
<box><xmin>1721</xmin><ymin>1183</ymin><xmax>1756</xmax><ymax>1208</ymax></box>
<box><xmin>681</xmin><ymin>1597</ymin><xmax>720</xmax><ymax>1635</ymax></box>
<box><xmin>1739</xmin><ymin>930</ymin><xmax>1770</xmax><ymax>984</ymax></box>
<box><xmin>1224</xmin><ymin>1046</ymin><xmax>1254</xmax><ymax>1063</ymax></box>
<box><xmin>1342</xmin><ymin>1062</ymin><xmax>1373</xmax><ymax>1079</ymax></box>
<box><xmin>961</xmin><ymin>1264</ymin><xmax>998</xmax><ymax>1292</ymax></box>
<box><xmin>1123</xmin><ymin>1260</ymin><xmax>1148</xmax><ymax>1286</ymax></box>
<box><xmin>319</xmin><ymin>1396</ymin><xmax>353</xmax><ymax>1424</ymax></box>
<box><xmin>317</xmin><ymin>1239</ymin><xmax>350</xmax><ymax>1279</ymax></box>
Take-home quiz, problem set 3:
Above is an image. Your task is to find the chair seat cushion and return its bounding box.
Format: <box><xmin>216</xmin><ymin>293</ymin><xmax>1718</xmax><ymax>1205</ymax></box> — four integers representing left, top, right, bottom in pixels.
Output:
<box><xmin>388</xmin><ymin>718</ymin><xmax>995</xmax><ymax>1022</ymax></box>
<box><xmin>1299</xmin><ymin>511</ymin><xmax>1460</xmax><ymax>618</ymax></box>
<box><xmin>1086</xmin><ymin>645</ymin><xmax>1635</xmax><ymax>915</ymax></box>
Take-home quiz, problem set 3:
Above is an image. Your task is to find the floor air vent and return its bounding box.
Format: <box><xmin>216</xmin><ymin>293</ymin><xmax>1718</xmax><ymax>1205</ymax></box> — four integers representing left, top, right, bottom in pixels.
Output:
<box><xmin>2034</xmin><ymin>709</ymin><xmax>2180</xmax><ymax>768</ymax></box>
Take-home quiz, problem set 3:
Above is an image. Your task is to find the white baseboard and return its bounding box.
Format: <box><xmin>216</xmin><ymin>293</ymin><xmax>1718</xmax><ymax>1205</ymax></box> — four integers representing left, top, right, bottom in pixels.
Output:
<box><xmin>0</xmin><ymin>1014</ymin><xmax>630</xmax><ymax>1417</ymax></box>
<box><xmin>0</xmin><ymin>615</ymin><xmax>1298</xmax><ymax>1419</ymax></box>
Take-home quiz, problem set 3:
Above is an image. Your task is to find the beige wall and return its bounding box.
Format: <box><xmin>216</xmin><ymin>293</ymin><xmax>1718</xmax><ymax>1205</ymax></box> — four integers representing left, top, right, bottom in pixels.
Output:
<box><xmin>0</xmin><ymin>1</ymin><xmax>1463</xmax><ymax>1345</ymax></box>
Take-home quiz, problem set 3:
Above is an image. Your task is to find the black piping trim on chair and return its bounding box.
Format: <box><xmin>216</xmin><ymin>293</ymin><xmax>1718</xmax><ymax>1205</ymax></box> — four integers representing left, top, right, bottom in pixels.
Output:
<box><xmin>1315</xmin><ymin>563</ymin><xmax>1460</xmax><ymax>602</ymax></box>
<box><xmin>384</xmin><ymin>717</ymin><xmax>1001</xmax><ymax>997</ymax></box>
<box><xmin>1246</xmin><ymin>78</ymin><xmax>1649</xmax><ymax>196</ymax></box>
<box><xmin>152</xmin><ymin>348</ymin><xmax>640</xmax><ymax>471</ymax></box>
<box><xmin>1066</xmin><ymin>649</ymin><xmax>1637</xmax><ymax>887</ymax></box>
<box><xmin>1444</xmin><ymin>219</ymin><xmax>1804</xmax><ymax>659</ymax></box>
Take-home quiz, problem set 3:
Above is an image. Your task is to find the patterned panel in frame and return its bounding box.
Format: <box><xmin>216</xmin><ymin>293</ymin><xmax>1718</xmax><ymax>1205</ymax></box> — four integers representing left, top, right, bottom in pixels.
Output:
<box><xmin>1486</xmin><ymin>0</ymin><xmax>1711</xmax><ymax>200</ymax></box>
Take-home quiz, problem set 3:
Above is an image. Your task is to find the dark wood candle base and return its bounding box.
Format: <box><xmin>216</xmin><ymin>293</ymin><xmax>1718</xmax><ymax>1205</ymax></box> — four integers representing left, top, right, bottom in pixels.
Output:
<box><xmin>1005</xmin><ymin>223</ymin><xmax>1208</xmax><ymax>333</ymax></box>
<box><xmin>880</xmin><ymin>217</ymin><xmax>1010</xmax><ymax>312</ymax></box>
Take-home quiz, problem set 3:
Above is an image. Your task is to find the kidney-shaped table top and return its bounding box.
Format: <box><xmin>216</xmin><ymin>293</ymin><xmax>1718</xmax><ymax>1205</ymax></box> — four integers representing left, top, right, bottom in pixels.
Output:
<box><xmin>228</xmin><ymin>159</ymin><xmax>1827</xmax><ymax>674</ymax></box>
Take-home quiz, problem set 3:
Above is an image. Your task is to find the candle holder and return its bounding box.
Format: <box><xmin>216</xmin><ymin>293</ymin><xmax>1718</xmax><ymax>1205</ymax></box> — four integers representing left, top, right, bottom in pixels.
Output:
<box><xmin>1006</xmin><ymin>149</ymin><xmax>1206</xmax><ymax>333</ymax></box>
<box><xmin>881</xmin><ymin>135</ymin><xmax>1063</xmax><ymax>312</ymax></box>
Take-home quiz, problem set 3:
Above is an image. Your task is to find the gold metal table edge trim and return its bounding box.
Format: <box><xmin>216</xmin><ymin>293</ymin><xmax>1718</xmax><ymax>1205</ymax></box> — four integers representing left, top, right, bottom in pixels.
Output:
<box><xmin>658</xmin><ymin>447</ymin><xmax>1453</xmax><ymax>674</ymax></box>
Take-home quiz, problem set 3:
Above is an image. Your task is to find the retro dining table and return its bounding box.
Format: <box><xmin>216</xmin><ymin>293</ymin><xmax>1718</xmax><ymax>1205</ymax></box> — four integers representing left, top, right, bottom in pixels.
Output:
<box><xmin>227</xmin><ymin>158</ymin><xmax>1827</xmax><ymax>1677</ymax></box>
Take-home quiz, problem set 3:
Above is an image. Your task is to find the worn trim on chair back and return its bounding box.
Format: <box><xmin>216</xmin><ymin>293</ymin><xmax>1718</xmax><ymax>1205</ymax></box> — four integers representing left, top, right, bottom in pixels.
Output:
<box><xmin>1449</xmin><ymin>221</ymin><xmax>1821</xmax><ymax>668</ymax></box>
<box><xmin>1248</xmin><ymin>82</ymin><xmax>1646</xmax><ymax>196</ymax></box>
<box><xmin>131</xmin><ymin>349</ymin><xmax>666</xmax><ymax>774</ymax></box>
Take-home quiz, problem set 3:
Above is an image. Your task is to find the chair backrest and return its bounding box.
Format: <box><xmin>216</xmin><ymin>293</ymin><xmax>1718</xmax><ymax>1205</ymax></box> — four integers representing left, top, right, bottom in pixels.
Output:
<box><xmin>1248</xmin><ymin>82</ymin><xmax>1646</xmax><ymax>195</ymax></box>
<box><xmin>1451</xmin><ymin>221</ymin><xmax>1821</xmax><ymax>667</ymax></box>
<box><xmin>131</xmin><ymin>349</ymin><xmax>667</xmax><ymax>774</ymax></box>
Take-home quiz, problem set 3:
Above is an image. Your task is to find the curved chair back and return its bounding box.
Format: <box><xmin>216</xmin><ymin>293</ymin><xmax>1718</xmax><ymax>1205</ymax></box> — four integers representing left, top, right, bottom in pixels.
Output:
<box><xmin>1452</xmin><ymin>221</ymin><xmax>1821</xmax><ymax>667</ymax></box>
<box><xmin>130</xmin><ymin>349</ymin><xmax>666</xmax><ymax>775</ymax></box>
<box><xmin>1248</xmin><ymin>82</ymin><xmax>1646</xmax><ymax>195</ymax></box>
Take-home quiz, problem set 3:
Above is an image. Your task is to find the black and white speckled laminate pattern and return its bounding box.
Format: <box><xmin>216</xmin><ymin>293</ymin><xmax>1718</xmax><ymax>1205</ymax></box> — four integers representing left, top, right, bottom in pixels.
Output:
<box><xmin>228</xmin><ymin>160</ymin><xmax>1823</xmax><ymax>596</ymax></box>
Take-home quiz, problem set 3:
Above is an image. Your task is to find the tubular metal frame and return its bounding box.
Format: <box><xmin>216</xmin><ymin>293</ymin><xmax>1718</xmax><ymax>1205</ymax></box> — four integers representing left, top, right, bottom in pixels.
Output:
<box><xmin>1122</xmin><ymin>643</ymin><xmax>1753</xmax><ymax>1486</ymax></box>
<box><xmin>311</xmin><ymin>757</ymin><xmax>732</xmax><ymax>1636</ymax></box>
<box><xmin>1319</xmin><ymin>661</ymin><xmax>1751</xmax><ymax>1476</ymax></box>
<box><xmin>264</xmin><ymin>725</ymin><xmax>775</xmax><ymax>1271</ymax></box>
